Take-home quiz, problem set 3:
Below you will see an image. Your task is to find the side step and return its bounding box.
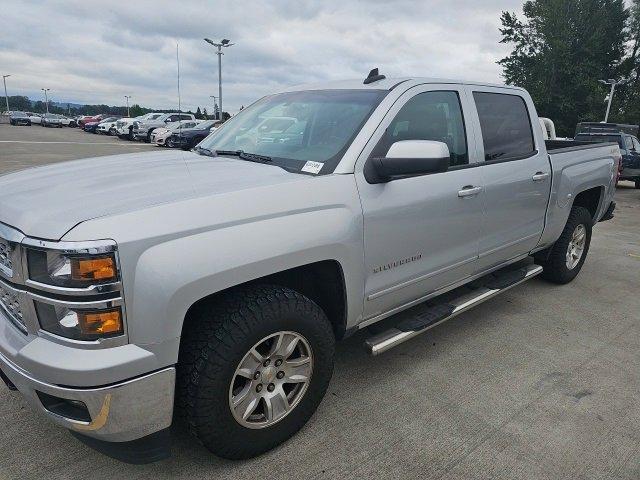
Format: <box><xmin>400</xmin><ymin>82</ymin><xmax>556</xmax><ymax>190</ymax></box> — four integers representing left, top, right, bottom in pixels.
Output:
<box><xmin>364</xmin><ymin>264</ymin><xmax>543</xmax><ymax>355</ymax></box>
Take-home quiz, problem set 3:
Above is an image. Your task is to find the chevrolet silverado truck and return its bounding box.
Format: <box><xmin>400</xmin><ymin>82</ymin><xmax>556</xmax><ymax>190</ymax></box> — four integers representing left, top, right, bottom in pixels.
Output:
<box><xmin>0</xmin><ymin>70</ymin><xmax>620</xmax><ymax>464</ymax></box>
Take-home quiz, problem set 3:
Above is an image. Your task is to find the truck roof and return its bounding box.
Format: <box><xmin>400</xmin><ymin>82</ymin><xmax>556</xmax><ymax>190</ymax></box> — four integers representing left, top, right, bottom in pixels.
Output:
<box><xmin>278</xmin><ymin>77</ymin><xmax>526</xmax><ymax>94</ymax></box>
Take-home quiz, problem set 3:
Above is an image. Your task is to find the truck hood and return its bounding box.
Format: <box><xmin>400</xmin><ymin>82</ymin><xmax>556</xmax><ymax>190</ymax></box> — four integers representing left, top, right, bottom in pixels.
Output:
<box><xmin>0</xmin><ymin>150</ymin><xmax>307</xmax><ymax>240</ymax></box>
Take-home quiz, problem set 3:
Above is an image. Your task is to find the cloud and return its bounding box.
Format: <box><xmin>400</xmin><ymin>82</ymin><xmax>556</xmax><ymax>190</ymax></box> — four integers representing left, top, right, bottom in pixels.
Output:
<box><xmin>0</xmin><ymin>0</ymin><xmax>524</xmax><ymax>113</ymax></box>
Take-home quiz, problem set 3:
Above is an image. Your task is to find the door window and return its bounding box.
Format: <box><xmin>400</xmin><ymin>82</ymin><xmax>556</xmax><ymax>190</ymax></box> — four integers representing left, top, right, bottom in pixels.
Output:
<box><xmin>473</xmin><ymin>92</ymin><xmax>535</xmax><ymax>161</ymax></box>
<box><xmin>372</xmin><ymin>91</ymin><xmax>469</xmax><ymax>167</ymax></box>
<box><xmin>632</xmin><ymin>137</ymin><xmax>640</xmax><ymax>152</ymax></box>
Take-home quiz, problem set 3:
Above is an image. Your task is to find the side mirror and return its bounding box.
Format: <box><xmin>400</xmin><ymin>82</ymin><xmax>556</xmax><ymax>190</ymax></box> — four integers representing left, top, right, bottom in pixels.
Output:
<box><xmin>364</xmin><ymin>140</ymin><xmax>450</xmax><ymax>184</ymax></box>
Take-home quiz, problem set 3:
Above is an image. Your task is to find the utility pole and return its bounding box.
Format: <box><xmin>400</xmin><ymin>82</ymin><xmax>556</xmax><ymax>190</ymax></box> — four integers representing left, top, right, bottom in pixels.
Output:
<box><xmin>209</xmin><ymin>95</ymin><xmax>218</xmax><ymax>120</ymax></box>
<box><xmin>2</xmin><ymin>75</ymin><xmax>10</xmax><ymax>114</ymax></box>
<box><xmin>599</xmin><ymin>78</ymin><xmax>628</xmax><ymax>123</ymax></box>
<box><xmin>204</xmin><ymin>38</ymin><xmax>234</xmax><ymax>121</ymax></box>
<box><xmin>124</xmin><ymin>95</ymin><xmax>131</xmax><ymax>117</ymax></box>
<box><xmin>41</xmin><ymin>88</ymin><xmax>50</xmax><ymax>114</ymax></box>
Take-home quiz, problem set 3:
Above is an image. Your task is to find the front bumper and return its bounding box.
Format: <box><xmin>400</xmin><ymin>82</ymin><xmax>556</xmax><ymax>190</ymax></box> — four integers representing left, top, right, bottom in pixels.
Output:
<box><xmin>0</xmin><ymin>347</ymin><xmax>175</xmax><ymax>443</ymax></box>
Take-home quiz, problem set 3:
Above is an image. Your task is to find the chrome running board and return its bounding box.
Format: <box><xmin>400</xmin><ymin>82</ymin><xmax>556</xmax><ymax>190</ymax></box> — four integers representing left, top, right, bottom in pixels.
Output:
<box><xmin>364</xmin><ymin>264</ymin><xmax>543</xmax><ymax>356</ymax></box>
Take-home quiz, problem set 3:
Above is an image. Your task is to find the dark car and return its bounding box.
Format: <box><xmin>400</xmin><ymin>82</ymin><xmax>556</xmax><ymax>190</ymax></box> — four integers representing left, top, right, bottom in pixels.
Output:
<box><xmin>575</xmin><ymin>128</ymin><xmax>640</xmax><ymax>189</ymax></box>
<box><xmin>9</xmin><ymin>111</ymin><xmax>31</xmax><ymax>126</ymax></box>
<box><xmin>168</xmin><ymin>120</ymin><xmax>218</xmax><ymax>149</ymax></box>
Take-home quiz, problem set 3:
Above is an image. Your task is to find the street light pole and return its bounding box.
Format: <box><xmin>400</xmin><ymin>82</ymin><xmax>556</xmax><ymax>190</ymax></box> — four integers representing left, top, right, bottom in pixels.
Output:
<box><xmin>124</xmin><ymin>95</ymin><xmax>131</xmax><ymax>117</ymax></box>
<box><xmin>41</xmin><ymin>88</ymin><xmax>50</xmax><ymax>114</ymax></box>
<box><xmin>2</xmin><ymin>75</ymin><xmax>10</xmax><ymax>114</ymax></box>
<box><xmin>599</xmin><ymin>78</ymin><xmax>628</xmax><ymax>123</ymax></box>
<box><xmin>204</xmin><ymin>38</ymin><xmax>234</xmax><ymax>121</ymax></box>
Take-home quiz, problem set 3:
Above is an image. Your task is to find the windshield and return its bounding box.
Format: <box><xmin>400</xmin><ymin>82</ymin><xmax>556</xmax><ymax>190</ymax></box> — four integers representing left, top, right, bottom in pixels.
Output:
<box><xmin>199</xmin><ymin>89</ymin><xmax>387</xmax><ymax>175</ymax></box>
<box><xmin>575</xmin><ymin>134</ymin><xmax>623</xmax><ymax>148</ymax></box>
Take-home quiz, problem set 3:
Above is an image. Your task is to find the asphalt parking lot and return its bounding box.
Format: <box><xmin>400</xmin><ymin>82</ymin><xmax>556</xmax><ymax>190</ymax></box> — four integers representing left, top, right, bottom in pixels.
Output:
<box><xmin>1</xmin><ymin>123</ymin><xmax>639</xmax><ymax>479</ymax></box>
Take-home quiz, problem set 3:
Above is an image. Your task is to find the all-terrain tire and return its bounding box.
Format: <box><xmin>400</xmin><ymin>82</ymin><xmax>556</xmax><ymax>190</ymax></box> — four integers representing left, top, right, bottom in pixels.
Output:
<box><xmin>176</xmin><ymin>284</ymin><xmax>335</xmax><ymax>460</ymax></box>
<box><xmin>536</xmin><ymin>206</ymin><xmax>592</xmax><ymax>284</ymax></box>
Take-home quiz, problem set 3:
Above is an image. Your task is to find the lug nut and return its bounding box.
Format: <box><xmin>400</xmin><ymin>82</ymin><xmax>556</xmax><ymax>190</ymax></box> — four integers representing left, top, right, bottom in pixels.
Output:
<box><xmin>263</xmin><ymin>359</ymin><xmax>271</xmax><ymax>367</ymax></box>
<box><xmin>277</xmin><ymin>371</ymin><xmax>285</xmax><ymax>379</ymax></box>
<box><xmin>267</xmin><ymin>383</ymin><xmax>275</xmax><ymax>392</ymax></box>
<box><xmin>254</xmin><ymin>371</ymin><xmax>261</xmax><ymax>380</ymax></box>
<box><xmin>256</xmin><ymin>384</ymin><xmax>263</xmax><ymax>393</ymax></box>
<box><xmin>275</xmin><ymin>359</ymin><xmax>283</xmax><ymax>367</ymax></box>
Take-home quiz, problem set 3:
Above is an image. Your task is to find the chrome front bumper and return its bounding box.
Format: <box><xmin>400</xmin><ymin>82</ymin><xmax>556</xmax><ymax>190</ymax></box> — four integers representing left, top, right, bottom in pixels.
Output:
<box><xmin>0</xmin><ymin>349</ymin><xmax>175</xmax><ymax>443</ymax></box>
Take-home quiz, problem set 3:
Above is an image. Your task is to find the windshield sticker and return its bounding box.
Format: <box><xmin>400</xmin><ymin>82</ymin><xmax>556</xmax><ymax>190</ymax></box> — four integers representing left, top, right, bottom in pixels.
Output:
<box><xmin>301</xmin><ymin>161</ymin><xmax>324</xmax><ymax>174</ymax></box>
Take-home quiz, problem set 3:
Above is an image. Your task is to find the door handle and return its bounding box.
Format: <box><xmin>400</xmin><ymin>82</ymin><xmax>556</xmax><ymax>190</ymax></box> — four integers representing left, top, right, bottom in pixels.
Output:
<box><xmin>457</xmin><ymin>186</ymin><xmax>483</xmax><ymax>197</ymax></box>
<box><xmin>532</xmin><ymin>172</ymin><xmax>550</xmax><ymax>181</ymax></box>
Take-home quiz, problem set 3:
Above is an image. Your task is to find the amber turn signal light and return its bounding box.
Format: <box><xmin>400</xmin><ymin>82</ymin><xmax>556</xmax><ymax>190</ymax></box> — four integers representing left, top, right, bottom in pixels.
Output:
<box><xmin>71</xmin><ymin>256</ymin><xmax>117</xmax><ymax>282</ymax></box>
<box><xmin>77</xmin><ymin>309</ymin><xmax>123</xmax><ymax>336</ymax></box>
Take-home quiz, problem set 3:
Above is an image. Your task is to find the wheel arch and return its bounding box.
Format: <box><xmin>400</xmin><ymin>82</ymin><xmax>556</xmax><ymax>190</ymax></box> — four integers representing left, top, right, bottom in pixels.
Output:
<box><xmin>180</xmin><ymin>260</ymin><xmax>349</xmax><ymax>343</ymax></box>
<box><xmin>572</xmin><ymin>185</ymin><xmax>604</xmax><ymax>223</ymax></box>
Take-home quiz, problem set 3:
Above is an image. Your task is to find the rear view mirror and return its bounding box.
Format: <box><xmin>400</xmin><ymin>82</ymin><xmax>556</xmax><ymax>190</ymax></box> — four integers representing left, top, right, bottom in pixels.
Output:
<box><xmin>364</xmin><ymin>140</ymin><xmax>450</xmax><ymax>184</ymax></box>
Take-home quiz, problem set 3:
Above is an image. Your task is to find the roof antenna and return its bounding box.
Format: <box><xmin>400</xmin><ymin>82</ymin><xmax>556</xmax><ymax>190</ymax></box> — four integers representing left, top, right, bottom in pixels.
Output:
<box><xmin>363</xmin><ymin>68</ymin><xmax>386</xmax><ymax>85</ymax></box>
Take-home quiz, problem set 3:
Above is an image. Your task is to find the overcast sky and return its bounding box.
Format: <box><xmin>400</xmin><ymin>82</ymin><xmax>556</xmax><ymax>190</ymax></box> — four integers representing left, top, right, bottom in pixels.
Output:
<box><xmin>1</xmin><ymin>0</ymin><xmax>525</xmax><ymax>113</ymax></box>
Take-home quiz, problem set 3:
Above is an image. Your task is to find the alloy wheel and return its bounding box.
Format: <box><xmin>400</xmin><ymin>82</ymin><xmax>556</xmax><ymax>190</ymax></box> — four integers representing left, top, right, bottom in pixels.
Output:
<box><xmin>229</xmin><ymin>331</ymin><xmax>313</xmax><ymax>429</ymax></box>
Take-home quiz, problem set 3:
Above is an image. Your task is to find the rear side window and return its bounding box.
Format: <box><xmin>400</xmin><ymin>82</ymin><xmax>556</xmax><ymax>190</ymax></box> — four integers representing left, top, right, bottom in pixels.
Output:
<box><xmin>633</xmin><ymin>137</ymin><xmax>640</xmax><ymax>151</ymax></box>
<box><xmin>473</xmin><ymin>92</ymin><xmax>535</xmax><ymax>161</ymax></box>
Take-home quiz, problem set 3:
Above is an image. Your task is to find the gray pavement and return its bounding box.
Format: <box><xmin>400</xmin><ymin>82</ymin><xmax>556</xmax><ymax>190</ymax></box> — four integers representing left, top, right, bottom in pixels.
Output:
<box><xmin>1</xmin><ymin>124</ymin><xmax>639</xmax><ymax>479</ymax></box>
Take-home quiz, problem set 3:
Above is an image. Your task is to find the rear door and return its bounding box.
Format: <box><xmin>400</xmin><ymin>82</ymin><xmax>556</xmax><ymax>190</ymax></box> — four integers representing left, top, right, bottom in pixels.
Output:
<box><xmin>355</xmin><ymin>85</ymin><xmax>484</xmax><ymax>319</ymax></box>
<box><xmin>468</xmin><ymin>88</ymin><xmax>551</xmax><ymax>271</ymax></box>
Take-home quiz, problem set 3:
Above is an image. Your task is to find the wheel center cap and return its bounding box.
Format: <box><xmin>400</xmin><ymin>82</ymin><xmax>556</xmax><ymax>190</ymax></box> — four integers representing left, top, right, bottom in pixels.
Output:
<box><xmin>262</xmin><ymin>366</ymin><xmax>277</xmax><ymax>383</ymax></box>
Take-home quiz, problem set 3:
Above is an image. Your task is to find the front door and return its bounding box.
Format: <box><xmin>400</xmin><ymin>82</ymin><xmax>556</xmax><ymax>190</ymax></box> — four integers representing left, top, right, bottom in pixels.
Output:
<box><xmin>355</xmin><ymin>85</ymin><xmax>484</xmax><ymax>320</ymax></box>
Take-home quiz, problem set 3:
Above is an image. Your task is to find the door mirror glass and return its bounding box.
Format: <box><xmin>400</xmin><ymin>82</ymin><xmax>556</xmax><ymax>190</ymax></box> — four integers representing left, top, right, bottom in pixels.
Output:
<box><xmin>364</xmin><ymin>140</ymin><xmax>450</xmax><ymax>184</ymax></box>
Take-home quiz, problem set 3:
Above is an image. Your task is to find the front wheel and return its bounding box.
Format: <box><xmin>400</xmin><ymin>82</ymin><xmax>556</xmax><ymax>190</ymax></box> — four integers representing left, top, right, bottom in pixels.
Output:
<box><xmin>536</xmin><ymin>206</ymin><xmax>592</xmax><ymax>284</ymax></box>
<box><xmin>635</xmin><ymin>180</ymin><xmax>640</xmax><ymax>189</ymax></box>
<box><xmin>177</xmin><ymin>285</ymin><xmax>335</xmax><ymax>459</ymax></box>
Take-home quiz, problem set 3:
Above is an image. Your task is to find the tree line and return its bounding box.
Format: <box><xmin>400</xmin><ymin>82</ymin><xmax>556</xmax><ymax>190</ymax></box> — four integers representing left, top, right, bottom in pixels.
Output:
<box><xmin>499</xmin><ymin>0</ymin><xmax>640</xmax><ymax>136</ymax></box>
<box><xmin>1</xmin><ymin>95</ymin><xmax>230</xmax><ymax>120</ymax></box>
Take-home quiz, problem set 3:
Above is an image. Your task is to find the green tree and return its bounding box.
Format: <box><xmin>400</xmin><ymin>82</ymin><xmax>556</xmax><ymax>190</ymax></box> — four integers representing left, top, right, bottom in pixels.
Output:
<box><xmin>615</xmin><ymin>0</ymin><xmax>640</xmax><ymax>124</ymax></box>
<box><xmin>499</xmin><ymin>0</ymin><xmax>628</xmax><ymax>135</ymax></box>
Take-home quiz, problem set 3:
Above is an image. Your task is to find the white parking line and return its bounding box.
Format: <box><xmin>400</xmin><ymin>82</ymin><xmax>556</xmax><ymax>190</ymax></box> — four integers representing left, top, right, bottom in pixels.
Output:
<box><xmin>0</xmin><ymin>140</ymin><xmax>153</xmax><ymax>146</ymax></box>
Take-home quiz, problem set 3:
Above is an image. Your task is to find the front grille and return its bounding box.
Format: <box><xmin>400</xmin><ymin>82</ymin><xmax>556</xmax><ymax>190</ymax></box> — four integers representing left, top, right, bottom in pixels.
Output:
<box><xmin>0</xmin><ymin>239</ymin><xmax>13</xmax><ymax>277</ymax></box>
<box><xmin>0</xmin><ymin>283</ymin><xmax>26</xmax><ymax>332</ymax></box>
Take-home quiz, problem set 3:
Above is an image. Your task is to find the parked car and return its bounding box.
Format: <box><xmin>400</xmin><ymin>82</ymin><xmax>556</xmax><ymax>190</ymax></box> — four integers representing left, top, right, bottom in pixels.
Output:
<box><xmin>59</xmin><ymin>116</ymin><xmax>77</xmax><ymax>128</ymax></box>
<box><xmin>84</xmin><ymin>117</ymin><xmax>118</xmax><ymax>134</ymax></box>
<box><xmin>41</xmin><ymin>113</ymin><xmax>63</xmax><ymax>128</ymax></box>
<box><xmin>116</xmin><ymin>113</ymin><xmax>163</xmax><ymax>140</ymax></box>
<box><xmin>96</xmin><ymin>117</ymin><xmax>122</xmax><ymax>135</ymax></box>
<box><xmin>575</xmin><ymin>124</ymin><xmax>640</xmax><ymax>188</ymax></box>
<box><xmin>152</xmin><ymin>120</ymin><xmax>201</xmax><ymax>146</ymax></box>
<box><xmin>77</xmin><ymin>114</ymin><xmax>107</xmax><ymax>129</ymax></box>
<box><xmin>0</xmin><ymin>73</ymin><xmax>619</xmax><ymax>464</ymax></box>
<box><xmin>28</xmin><ymin>113</ymin><xmax>42</xmax><ymax>125</ymax></box>
<box><xmin>133</xmin><ymin>112</ymin><xmax>196</xmax><ymax>142</ymax></box>
<box><xmin>9</xmin><ymin>111</ymin><xmax>31</xmax><ymax>126</ymax></box>
<box><xmin>169</xmin><ymin>120</ymin><xmax>218</xmax><ymax>149</ymax></box>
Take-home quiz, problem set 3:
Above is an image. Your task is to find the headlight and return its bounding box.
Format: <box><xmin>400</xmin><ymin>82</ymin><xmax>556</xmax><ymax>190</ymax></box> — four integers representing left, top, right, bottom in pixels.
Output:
<box><xmin>27</xmin><ymin>250</ymin><xmax>118</xmax><ymax>288</ymax></box>
<box><xmin>35</xmin><ymin>302</ymin><xmax>123</xmax><ymax>341</ymax></box>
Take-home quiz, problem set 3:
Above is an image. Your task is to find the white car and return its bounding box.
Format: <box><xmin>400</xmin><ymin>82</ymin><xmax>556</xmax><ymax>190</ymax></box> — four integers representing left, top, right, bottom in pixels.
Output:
<box><xmin>97</xmin><ymin>117</ymin><xmax>121</xmax><ymax>135</ymax></box>
<box><xmin>152</xmin><ymin>120</ymin><xmax>201</xmax><ymax>146</ymax></box>
<box><xmin>116</xmin><ymin>113</ymin><xmax>163</xmax><ymax>140</ymax></box>
<box><xmin>28</xmin><ymin>113</ymin><xmax>42</xmax><ymax>125</ymax></box>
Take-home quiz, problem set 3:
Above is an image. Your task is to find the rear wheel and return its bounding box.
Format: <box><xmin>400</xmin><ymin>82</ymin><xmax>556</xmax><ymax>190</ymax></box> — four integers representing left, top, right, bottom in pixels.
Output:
<box><xmin>177</xmin><ymin>285</ymin><xmax>335</xmax><ymax>459</ymax></box>
<box><xmin>536</xmin><ymin>206</ymin><xmax>592</xmax><ymax>284</ymax></box>
<box><xmin>635</xmin><ymin>180</ymin><xmax>640</xmax><ymax>189</ymax></box>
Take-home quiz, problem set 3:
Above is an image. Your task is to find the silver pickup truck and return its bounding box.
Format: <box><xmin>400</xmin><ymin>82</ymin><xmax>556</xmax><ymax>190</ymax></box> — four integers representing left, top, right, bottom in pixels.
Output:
<box><xmin>0</xmin><ymin>71</ymin><xmax>620</xmax><ymax>463</ymax></box>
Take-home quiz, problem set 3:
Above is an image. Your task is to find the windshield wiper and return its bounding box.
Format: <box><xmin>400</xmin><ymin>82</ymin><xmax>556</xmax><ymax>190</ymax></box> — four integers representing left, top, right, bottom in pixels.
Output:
<box><xmin>194</xmin><ymin>146</ymin><xmax>215</xmax><ymax>157</ymax></box>
<box><xmin>215</xmin><ymin>150</ymin><xmax>272</xmax><ymax>163</ymax></box>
